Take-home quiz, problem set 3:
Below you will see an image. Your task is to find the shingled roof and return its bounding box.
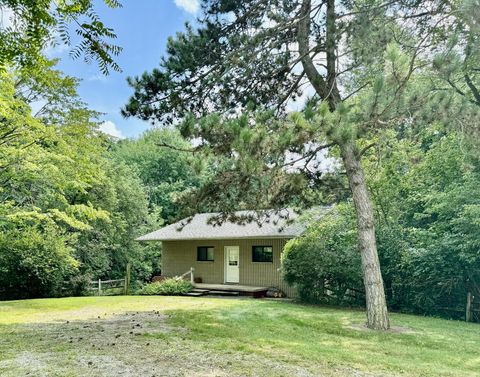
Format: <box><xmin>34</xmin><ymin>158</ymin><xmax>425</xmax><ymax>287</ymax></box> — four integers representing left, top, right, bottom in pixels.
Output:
<box><xmin>136</xmin><ymin>209</ymin><xmax>311</xmax><ymax>241</ymax></box>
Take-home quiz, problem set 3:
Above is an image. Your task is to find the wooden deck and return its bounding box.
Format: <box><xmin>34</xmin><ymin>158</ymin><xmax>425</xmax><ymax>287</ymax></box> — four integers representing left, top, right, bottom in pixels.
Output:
<box><xmin>194</xmin><ymin>283</ymin><xmax>269</xmax><ymax>292</ymax></box>
<box><xmin>193</xmin><ymin>283</ymin><xmax>269</xmax><ymax>297</ymax></box>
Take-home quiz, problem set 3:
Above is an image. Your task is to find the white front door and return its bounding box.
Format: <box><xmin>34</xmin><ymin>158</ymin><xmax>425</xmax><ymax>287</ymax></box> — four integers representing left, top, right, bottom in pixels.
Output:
<box><xmin>225</xmin><ymin>246</ymin><xmax>240</xmax><ymax>283</ymax></box>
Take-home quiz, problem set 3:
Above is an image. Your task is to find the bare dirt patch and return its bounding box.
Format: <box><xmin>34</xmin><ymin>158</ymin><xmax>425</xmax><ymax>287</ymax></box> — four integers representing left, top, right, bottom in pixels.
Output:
<box><xmin>0</xmin><ymin>299</ymin><xmax>418</xmax><ymax>377</ymax></box>
<box><xmin>0</xmin><ymin>310</ymin><xmax>321</xmax><ymax>377</ymax></box>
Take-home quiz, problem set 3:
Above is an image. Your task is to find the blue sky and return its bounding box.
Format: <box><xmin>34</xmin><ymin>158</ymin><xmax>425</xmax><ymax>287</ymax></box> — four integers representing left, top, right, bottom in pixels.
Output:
<box><xmin>49</xmin><ymin>0</ymin><xmax>201</xmax><ymax>139</ymax></box>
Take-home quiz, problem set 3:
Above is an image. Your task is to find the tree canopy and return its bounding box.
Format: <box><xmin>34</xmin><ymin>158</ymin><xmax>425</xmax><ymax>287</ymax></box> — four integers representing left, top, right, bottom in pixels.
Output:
<box><xmin>111</xmin><ymin>128</ymin><xmax>205</xmax><ymax>223</ymax></box>
<box><xmin>0</xmin><ymin>61</ymin><xmax>153</xmax><ymax>298</ymax></box>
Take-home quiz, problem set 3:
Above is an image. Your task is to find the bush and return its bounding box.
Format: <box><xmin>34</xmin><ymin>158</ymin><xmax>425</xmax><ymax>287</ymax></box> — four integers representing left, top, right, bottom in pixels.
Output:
<box><xmin>137</xmin><ymin>278</ymin><xmax>193</xmax><ymax>296</ymax></box>
<box><xmin>282</xmin><ymin>204</ymin><xmax>364</xmax><ymax>305</ymax></box>
<box><xmin>0</xmin><ymin>222</ymin><xmax>78</xmax><ymax>300</ymax></box>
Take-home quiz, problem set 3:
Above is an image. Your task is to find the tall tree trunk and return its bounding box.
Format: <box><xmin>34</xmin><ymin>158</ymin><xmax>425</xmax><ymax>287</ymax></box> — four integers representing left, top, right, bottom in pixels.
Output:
<box><xmin>341</xmin><ymin>140</ymin><xmax>390</xmax><ymax>330</ymax></box>
<box><xmin>297</xmin><ymin>0</ymin><xmax>389</xmax><ymax>329</ymax></box>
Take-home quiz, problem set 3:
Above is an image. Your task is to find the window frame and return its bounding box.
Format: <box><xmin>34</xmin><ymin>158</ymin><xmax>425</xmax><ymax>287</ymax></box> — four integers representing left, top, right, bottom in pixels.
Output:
<box><xmin>197</xmin><ymin>246</ymin><xmax>215</xmax><ymax>262</ymax></box>
<box><xmin>252</xmin><ymin>245</ymin><xmax>273</xmax><ymax>263</ymax></box>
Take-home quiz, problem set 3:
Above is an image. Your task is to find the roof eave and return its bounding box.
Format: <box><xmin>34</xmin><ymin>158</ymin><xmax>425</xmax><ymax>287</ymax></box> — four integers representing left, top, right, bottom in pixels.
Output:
<box><xmin>136</xmin><ymin>234</ymin><xmax>301</xmax><ymax>242</ymax></box>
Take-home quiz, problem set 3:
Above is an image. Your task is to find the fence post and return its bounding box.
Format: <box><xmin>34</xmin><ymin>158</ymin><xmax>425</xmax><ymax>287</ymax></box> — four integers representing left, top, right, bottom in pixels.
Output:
<box><xmin>125</xmin><ymin>262</ymin><xmax>131</xmax><ymax>295</ymax></box>
<box><xmin>98</xmin><ymin>279</ymin><xmax>102</xmax><ymax>296</ymax></box>
<box><xmin>466</xmin><ymin>292</ymin><xmax>473</xmax><ymax>322</ymax></box>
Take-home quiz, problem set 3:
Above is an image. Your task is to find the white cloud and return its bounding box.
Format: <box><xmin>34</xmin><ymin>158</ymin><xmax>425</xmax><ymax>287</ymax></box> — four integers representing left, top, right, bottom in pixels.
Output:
<box><xmin>174</xmin><ymin>0</ymin><xmax>200</xmax><ymax>14</ymax></box>
<box><xmin>44</xmin><ymin>41</ymin><xmax>69</xmax><ymax>57</ymax></box>
<box><xmin>87</xmin><ymin>73</ymin><xmax>107</xmax><ymax>83</ymax></box>
<box><xmin>99</xmin><ymin>121</ymin><xmax>124</xmax><ymax>139</ymax></box>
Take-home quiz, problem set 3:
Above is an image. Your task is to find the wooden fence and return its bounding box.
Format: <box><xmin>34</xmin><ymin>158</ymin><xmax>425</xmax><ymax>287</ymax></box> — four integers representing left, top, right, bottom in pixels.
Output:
<box><xmin>89</xmin><ymin>263</ymin><xmax>132</xmax><ymax>296</ymax></box>
<box><xmin>466</xmin><ymin>292</ymin><xmax>480</xmax><ymax>323</ymax></box>
<box><xmin>437</xmin><ymin>292</ymin><xmax>480</xmax><ymax>323</ymax></box>
<box><xmin>89</xmin><ymin>278</ymin><xmax>126</xmax><ymax>296</ymax></box>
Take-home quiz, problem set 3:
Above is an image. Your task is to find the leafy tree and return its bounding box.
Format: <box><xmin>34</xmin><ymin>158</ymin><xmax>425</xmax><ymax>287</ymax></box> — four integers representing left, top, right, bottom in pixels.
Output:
<box><xmin>14</xmin><ymin>58</ymin><xmax>85</xmax><ymax>123</ymax></box>
<box><xmin>75</xmin><ymin>160</ymin><xmax>160</xmax><ymax>284</ymax></box>
<box><xmin>0</xmin><ymin>70</ymin><xmax>109</xmax><ymax>298</ymax></box>
<box><xmin>123</xmin><ymin>0</ymin><xmax>450</xmax><ymax>329</ymax></box>
<box><xmin>0</xmin><ymin>0</ymin><xmax>122</xmax><ymax>73</ymax></box>
<box><xmin>0</xmin><ymin>213</ymin><xmax>78</xmax><ymax>299</ymax></box>
<box><xmin>0</xmin><ymin>70</ymin><xmax>108</xmax><ymax>227</ymax></box>
<box><xmin>111</xmin><ymin>128</ymin><xmax>204</xmax><ymax>223</ymax></box>
<box><xmin>365</xmin><ymin>126</ymin><xmax>480</xmax><ymax>318</ymax></box>
<box><xmin>0</xmin><ymin>62</ymin><xmax>158</xmax><ymax>298</ymax></box>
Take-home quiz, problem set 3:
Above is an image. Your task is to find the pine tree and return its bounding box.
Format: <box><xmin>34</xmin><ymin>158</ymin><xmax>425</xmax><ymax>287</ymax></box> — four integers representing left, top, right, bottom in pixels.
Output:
<box><xmin>123</xmin><ymin>0</ymin><xmax>455</xmax><ymax>330</ymax></box>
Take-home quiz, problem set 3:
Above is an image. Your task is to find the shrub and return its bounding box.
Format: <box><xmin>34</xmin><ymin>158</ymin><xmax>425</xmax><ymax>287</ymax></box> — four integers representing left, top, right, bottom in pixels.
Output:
<box><xmin>282</xmin><ymin>204</ymin><xmax>364</xmax><ymax>305</ymax></box>
<box><xmin>0</xmin><ymin>222</ymin><xmax>78</xmax><ymax>300</ymax></box>
<box><xmin>137</xmin><ymin>278</ymin><xmax>193</xmax><ymax>296</ymax></box>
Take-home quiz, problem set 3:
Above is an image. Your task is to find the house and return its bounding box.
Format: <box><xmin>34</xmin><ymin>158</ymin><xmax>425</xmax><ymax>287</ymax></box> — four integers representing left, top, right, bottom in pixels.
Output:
<box><xmin>136</xmin><ymin>209</ymin><xmax>308</xmax><ymax>297</ymax></box>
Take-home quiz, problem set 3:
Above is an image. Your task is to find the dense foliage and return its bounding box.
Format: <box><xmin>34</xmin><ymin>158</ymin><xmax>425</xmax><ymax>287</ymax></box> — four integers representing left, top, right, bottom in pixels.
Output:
<box><xmin>0</xmin><ymin>60</ymin><xmax>194</xmax><ymax>299</ymax></box>
<box><xmin>0</xmin><ymin>51</ymin><xmax>213</xmax><ymax>299</ymax></box>
<box><xmin>283</xmin><ymin>126</ymin><xmax>480</xmax><ymax>319</ymax></box>
<box><xmin>283</xmin><ymin>205</ymin><xmax>363</xmax><ymax>305</ymax></box>
<box><xmin>73</xmin><ymin>161</ymin><xmax>160</xmax><ymax>285</ymax></box>
<box><xmin>111</xmin><ymin>128</ymin><xmax>204</xmax><ymax>222</ymax></box>
<box><xmin>371</xmin><ymin>127</ymin><xmax>480</xmax><ymax>318</ymax></box>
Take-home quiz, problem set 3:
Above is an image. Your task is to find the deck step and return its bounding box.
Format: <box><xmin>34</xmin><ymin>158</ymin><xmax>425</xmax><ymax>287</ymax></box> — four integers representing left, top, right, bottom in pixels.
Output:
<box><xmin>208</xmin><ymin>290</ymin><xmax>240</xmax><ymax>296</ymax></box>
<box><xmin>184</xmin><ymin>291</ymin><xmax>207</xmax><ymax>297</ymax></box>
<box><xmin>191</xmin><ymin>288</ymin><xmax>210</xmax><ymax>293</ymax></box>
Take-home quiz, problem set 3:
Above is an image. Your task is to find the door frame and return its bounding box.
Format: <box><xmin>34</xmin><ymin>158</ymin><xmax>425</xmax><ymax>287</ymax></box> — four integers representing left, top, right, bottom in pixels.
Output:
<box><xmin>224</xmin><ymin>245</ymin><xmax>240</xmax><ymax>284</ymax></box>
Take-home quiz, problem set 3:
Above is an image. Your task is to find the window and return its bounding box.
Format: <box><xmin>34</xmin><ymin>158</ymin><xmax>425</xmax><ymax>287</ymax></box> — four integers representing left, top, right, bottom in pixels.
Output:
<box><xmin>197</xmin><ymin>246</ymin><xmax>214</xmax><ymax>261</ymax></box>
<box><xmin>252</xmin><ymin>246</ymin><xmax>273</xmax><ymax>262</ymax></box>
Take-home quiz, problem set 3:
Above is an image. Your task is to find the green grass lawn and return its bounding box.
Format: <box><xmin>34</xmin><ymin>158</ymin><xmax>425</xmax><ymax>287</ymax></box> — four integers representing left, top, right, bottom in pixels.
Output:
<box><xmin>0</xmin><ymin>296</ymin><xmax>478</xmax><ymax>376</ymax></box>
